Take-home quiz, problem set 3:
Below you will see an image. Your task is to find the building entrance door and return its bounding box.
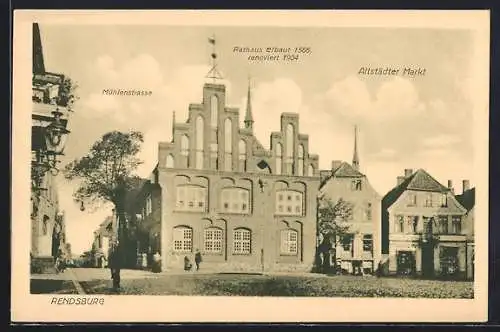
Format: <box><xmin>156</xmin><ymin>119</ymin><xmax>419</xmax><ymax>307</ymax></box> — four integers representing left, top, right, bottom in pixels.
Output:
<box><xmin>396</xmin><ymin>251</ymin><xmax>415</xmax><ymax>276</ymax></box>
<box><xmin>440</xmin><ymin>246</ymin><xmax>459</xmax><ymax>279</ymax></box>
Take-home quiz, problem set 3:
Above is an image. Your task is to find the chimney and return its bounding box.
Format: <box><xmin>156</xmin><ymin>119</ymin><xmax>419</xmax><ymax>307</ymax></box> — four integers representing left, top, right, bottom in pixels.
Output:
<box><xmin>404</xmin><ymin>169</ymin><xmax>413</xmax><ymax>177</ymax></box>
<box><xmin>397</xmin><ymin>176</ymin><xmax>405</xmax><ymax>186</ymax></box>
<box><xmin>331</xmin><ymin>160</ymin><xmax>342</xmax><ymax>171</ymax></box>
<box><xmin>447</xmin><ymin>180</ymin><xmax>454</xmax><ymax>194</ymax></box>
<box><xmin>462</xmin><ymin>180</ymin><xmax>470</xmax><ymax>193</ymax></box>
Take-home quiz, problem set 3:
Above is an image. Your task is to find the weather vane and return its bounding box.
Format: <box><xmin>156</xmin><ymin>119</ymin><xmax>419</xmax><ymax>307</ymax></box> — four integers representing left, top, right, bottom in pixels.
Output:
<box><xmin>205</xmin><ymin>34</ymin><xmax>224</xmax><ymax>83</ymax></box>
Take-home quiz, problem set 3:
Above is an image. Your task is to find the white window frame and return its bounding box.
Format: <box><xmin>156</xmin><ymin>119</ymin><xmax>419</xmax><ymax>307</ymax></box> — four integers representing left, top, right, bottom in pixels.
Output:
<box><xmin>275</xmin><ymin>190</ymin><xmax>303</xmax><ymax>216</ymax></box>
<box><xmin>173</xmin><ymin>226</ymin><xmax>193</xmax><ymax>253</ymax></box>
<box><xmin>233</xmin><ymin>228</ymin><xmax>251</xmax><ymax>255</ymax></box>
<box><xmin>280</xmin><ymin>229</ymin><xmax>298</xmax><ymax>255</ymax></box>
<box><xmin>451</xmin><ymin>216</ymin><xmax>462</xmax><ymax>234</ymax></box>
<box><xmin>220</xmin><ymin>187</ymin><xmax>250</xmax><ymax>214</ymax></box>
<box><xmin>204</xmin><ymin>228</ymin><xmax>223</xmax><ymax>254</ymax></box>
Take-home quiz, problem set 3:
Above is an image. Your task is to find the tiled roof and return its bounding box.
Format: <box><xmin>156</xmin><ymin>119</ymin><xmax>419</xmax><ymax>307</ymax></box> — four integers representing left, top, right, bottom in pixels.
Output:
<box><xmin>331</xmin><ymin>162</ymin><xmax>364</xmax><ymax>178</ymax></box>
<box><xmin>382</xmin><ymin>169</ymin><xmax>450</xmax><ymax>209</ymax></box>
<box><xmin>456</xmin><ymin>188</ymin><xmax>475</xmax><ymax>212</ymax></box>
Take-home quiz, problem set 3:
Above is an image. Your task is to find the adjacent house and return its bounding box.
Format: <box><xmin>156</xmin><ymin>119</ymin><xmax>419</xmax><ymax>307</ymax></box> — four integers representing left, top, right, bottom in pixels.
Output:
<box><xmin>318</xmin><ymin>127</ymin><xmax>382</xmax><ymax>275</ymax></box>
<box><xmin>382</xmin><ymin>169</ymin><xmax>469</xmax><ymax>279</ymax></box>
<box><xmin>456</xmin><ymin>180</ymin><xmax>475</xmax><ymax>280</ymax></box>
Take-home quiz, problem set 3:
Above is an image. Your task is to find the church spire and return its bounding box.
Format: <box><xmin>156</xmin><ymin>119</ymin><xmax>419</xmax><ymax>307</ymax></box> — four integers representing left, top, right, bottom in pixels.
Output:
<box><xmin>244</xmin><ymin>76</ymin><xmax>254</xmax><ymax>131</ymax></box>
<box><xmin>352</xmin><ymin>125</ymin><xmax>360</xmax><ymax>171</ymax></box>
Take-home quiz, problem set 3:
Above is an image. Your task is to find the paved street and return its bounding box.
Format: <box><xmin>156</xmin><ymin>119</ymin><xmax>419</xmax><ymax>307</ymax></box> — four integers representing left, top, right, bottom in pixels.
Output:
<box><xmin>30</xmin><ymin>268</ymin><xmax>474</xmax><ymax>298</ymax></box>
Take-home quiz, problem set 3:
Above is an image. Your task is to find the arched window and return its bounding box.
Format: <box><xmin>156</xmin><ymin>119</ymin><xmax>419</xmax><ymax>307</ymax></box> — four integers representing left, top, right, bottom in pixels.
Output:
<box><xmin>224</xmin><ymin>118</ymin><xmax>232</xmax><ymax>171</ymax></box>
<box><xmin>173</xmin><ymin>226</ymin><xmax>193</xmax><ymax>252</ymax></box>
<box><xmin>204</xmin><ymin>227</ymin><xmax>223</xmax><ymax>254</ymax></box>
<box><xmin>175</xmin><ymin>185</ymin><xmax>207</xmax><ymax>212</ymax></box>
<box><xmin>298</xmin><ymin>144</ymin><xmax>304</xmax><ymax>176</ymax></box>
<box><xmin>221</xmin><ymin>187</ymin><xmax>250</xmax><ymax>214</ymax></box>
<box><xmin>275</xmin><ymin>190</ymin><xmax>303</xmax><ymax>216</ymax></box>
<box><xmin>280</xmin><ymin>229</ymin><xmax>298</xmax><ymax>255</ymax></box>
<box><xmin>181</xmin><ymin>135</ymin><xmax>189</xmax><ymax>156</ymax></box>
<box><xmin>275</xmin><ymin>143</ymin><xmax>282</xmax><ymax>175</ymax></box>
<box><xmin>238</xmin><ymin>139</ymin><xmax>247</xmax><ymax>172</ymax></box>
<box><xmin>233</xmin><ymin>228</ymin><xmax>251</xmax><ymax>254</ymax></box>
<box><xmin>42</xmin><ymin>215</ymin><xmax>50</xmax><ymax>235</ymax></box>
<box><xmin>195</xmin><ymin>116</ymin><xmax>204</xmax><ymax>169</ymax></box>
<box><xmin>285</xmin><ymin>124</ymin><xmax>294</xmax><ymax>174</ymax></box>
<box><xmin>211</xmin><ymin>95</ymin><xmax>218</xmax><ymax>127</ymax></box>
<box><xmin>166</xmin><ymin>154</ymin><xmax>174</xmax><ymax>168</ymax></box>
<box><xmin>308</xmin><ymin>164</ymin><xmax>314</xmax><ymax>177</ymax></box>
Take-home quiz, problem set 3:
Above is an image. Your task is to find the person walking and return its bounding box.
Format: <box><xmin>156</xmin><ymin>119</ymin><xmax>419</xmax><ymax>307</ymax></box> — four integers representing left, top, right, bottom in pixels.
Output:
<box><xmin>194</xmin><ymin>249</ymin><xmax>202</xmax><ymax>271</ymax></box>
<box><xmin>108</xmin><ymin>244</ymin><xmax>122</xmax><ymax>291</ymax></box>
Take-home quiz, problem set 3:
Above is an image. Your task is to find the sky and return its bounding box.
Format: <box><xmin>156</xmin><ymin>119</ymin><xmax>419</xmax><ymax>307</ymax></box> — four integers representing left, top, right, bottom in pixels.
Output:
<box><xmin>38</xmin><ymin>25</ymin><xmax>477</xmax><ymax>255</ymax></box>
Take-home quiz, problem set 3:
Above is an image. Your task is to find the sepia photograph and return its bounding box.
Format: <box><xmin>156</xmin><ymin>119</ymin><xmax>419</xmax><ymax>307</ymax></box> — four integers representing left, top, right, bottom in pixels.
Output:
<box><xmin>12</xmin><ymin>10</ymin><xmax>489</xmax><ymax>322</ymax></box>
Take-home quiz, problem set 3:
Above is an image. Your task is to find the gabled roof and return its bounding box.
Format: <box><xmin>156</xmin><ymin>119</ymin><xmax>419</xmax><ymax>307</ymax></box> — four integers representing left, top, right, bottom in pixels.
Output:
<box><xmin>382</xmin><ymin>168</ymin><xmax>450</xmax><ymax>209</ymax></box>
<box><xmin>456</xmin><ymin>188</ymin><xmax>475</xmax><ymax>212</ymax></box>
<box><xmin>331</xmin><ymin>162</ymin><xmax>364</xmax><ymax>178</ymax></box>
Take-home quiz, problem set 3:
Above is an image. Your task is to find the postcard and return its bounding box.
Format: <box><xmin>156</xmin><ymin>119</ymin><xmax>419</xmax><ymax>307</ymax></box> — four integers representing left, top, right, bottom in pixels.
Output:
<box><xmin>12</xmin><ymin>10</ymin><xmax>490</xmax><ymax>323</ymax></box>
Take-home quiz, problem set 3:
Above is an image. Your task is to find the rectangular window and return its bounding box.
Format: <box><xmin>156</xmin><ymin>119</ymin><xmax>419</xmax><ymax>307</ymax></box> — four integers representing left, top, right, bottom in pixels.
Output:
<box><xmin>351</xmin><ymin>180</ymin><xmax>362</xmax><ymax>191</ymax></box>
<box><xmin>395</xmin><ymin>215</ymin><xmax>405</xmax><ymax>233</ymax></box>
<box><xmin>363</xmin><ymin>234</ymin><xmax>373</xmax><ymax>252</ymax></box>
<box><xmin>280</xmin><ymin>230</ymin><xmax>298</xmax><ymax>255</ymax></box>
<box><xmin>275</xmin><ymin>190</ymin><xmax>303</xmax><ymax>216</ymax></box>
<box><xmin>440</xmin><ymin>193</ymin><xmax>448</xmax><ymax>207</ymax></box>
<box><xmin>438</xmin><ymin>216</ymin><xmax>449</xmax><ymax>234</ymax></box>
<box><xmin>406</xmin><ymin>215</ymin><xmax>418</xmax><ymax>233</ymax></box>
<box><xmin>341</xmin><ymin>234</ymin><xmax>353</xmax><ymax>252</ymax></box>
<box><xmin>425</xmin><ymin>193</ymin><xmax>433</xmax><ymax>207</ymax></box>
<box><xmin>175</xmin><ymin>186</ymin><xmax>207</xmax><ymax>212</ymax></box>
<box><xmin>451</xmin><ymin>216</ymin><xmax>462</xmax><ymax>234</ymax></box>
<box><xmin>173</xmin><ymin>227</ymin><xmax>192</xmax><ymax>252</ymax></box>
<box><xmin>220</xmin><ymin>188</ymin><xmax>250</xmax><ymax>214</ymax></box>
<box><xmin>407</xmin><ymin>193</ymin><xmax>417</xmax><ymax>206</ymax></box>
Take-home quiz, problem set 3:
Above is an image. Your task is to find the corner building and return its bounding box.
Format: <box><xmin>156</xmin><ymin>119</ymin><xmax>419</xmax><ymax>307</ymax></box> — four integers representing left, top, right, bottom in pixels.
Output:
<box><xmin>156</xmin><ymin>83</ymin><xmax>320</xmax><ymax>272</ymax></box>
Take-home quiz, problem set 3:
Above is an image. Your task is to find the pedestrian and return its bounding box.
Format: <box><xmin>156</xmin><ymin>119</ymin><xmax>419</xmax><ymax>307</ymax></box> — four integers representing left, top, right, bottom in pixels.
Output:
<box><xmin>194</xmin><ymin>249</ymin><xmax>202</xmax><ymax>271</ymax></box>
<box><xmin>376</xmin><ymin>260</ymin><xmax>383</xmax><ymax>278</ymax></box>
<box><xmin>108</xmin><ymin>244</ymin><xmax>122</xmax><ymax>291</ymax></box>
<box><xmin>54</xmin><ymin>250</ymin><xmax>66</xmax><ymax>273</ymax></box>
<box><xmin>152</xmin><ymin>251</ymin><xmax>161</xmax><ymax>273</ymax></box>
<box><xmin>184</xmin><ymin>256</ymin><xmax>192</xmax><ymax>271</ymax></box>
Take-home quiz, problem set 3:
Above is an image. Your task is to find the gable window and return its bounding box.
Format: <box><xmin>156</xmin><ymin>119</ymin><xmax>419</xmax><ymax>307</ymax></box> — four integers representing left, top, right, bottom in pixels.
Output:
<box><xmin>351</xmin><ymin>179</ymin><xmax>362</xmax><ymax>191</ymax></box>
<box><xmin>297</xmin><ymin>144</ymin><xmax>304</xmax><ymax>176</ymax></box>
<box><xmin>175</xmin><ymin>185</ymin><xmax>207</xmax><ymax>212</ymax></box>
<box><xmin>166</xmin><ymin>154</ymin><xmax>174</xmax><ymax>168</ymax></box>
<box><xmin>451</xmin><ymin>216</ymin><xmax>462</xmax><ymax>234</ymax></box>
<box><xmin>395</xmin><ymin>215</ymin><xmax>404</xmax><ymax>233</ymax></box>
<box><xmin>440</xmin><ymin>193</ymin><xmax>448</xmax><ymax>207</ymax></box>
<box><xmin>204</xmin><ymin>228</ymin><xmax>223</xmax><ymax>254</ymax></box>
<box><xmin>438</xmin><ymin>216</ymin><xmax>449</xmax><ymax>234</ymax></box>
<box><xmin>363</xmin><ymin>234</ymin><xmax>373</xmax><ymax>252</ymax></box>
<box><xmin>275</xmin><ymin>143</ymin><xmax>282</xmax><ymax>175</ymax></box>
<box><xmin>233</xmin><ymin>228</ymin><xmax>251</xmax><ymax>254</ymax></box>
<box><xmin>173</xmin><ymin>226</ymin><xmax>192</xmax><ymax>252</ymax></box>
<box><xmin>195</xmin><ymin>116</ymin><xmax>204</xmax><ymax>170</ymax></box>
<box><xmin>221</xmin><ymin>187</ymin><xmax>250</xmax><ymax>214</ymax></box>
<box><xmin>224</xmin><ymin>118</ymin><xmax>232</xmax><ymax>171</ymax></box>
<box><xmin>407</xmin><ymin>193</ymin><xmax>417</xmax><ymax>206</ymax></box>
<box><xmin>280</xmin><ymin>229</ymin><xmax>298</xmax><ymax>255</ymax></box>
<box><xmin>238</xmin><ymin>140</ymin><xmax>247</xmax><ymax>172</ymax></box>
<box><xmin>308</xmin><ymin>164</ymin><xmax>314</xmax><ymax>177</ymax></box>
<box><xmin>285</xmin><ymin>123</ymin><xmax>294</xmax><ymax>174</ymax></box>
<box><xmin>275</xmin><ymin>190</ymin><xmax>303</xmax><ymax>216</ymax></box>
<box><xmin>210</xmin><ymin>95</ymin><xmax>218</xmax><ymax>127</ymax></box>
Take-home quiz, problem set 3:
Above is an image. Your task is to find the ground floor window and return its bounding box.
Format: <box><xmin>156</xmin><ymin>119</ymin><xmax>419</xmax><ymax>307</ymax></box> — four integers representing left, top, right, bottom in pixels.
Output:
<box><xmin>204</xmin><ymin>228</ymin><xmax>223</xmax><ymax>254</ymax></box>
<box><xmin>233</xmin><ymin>228</ymin><xmax>251</xmax><ymax>254</ymax></box>
<box><xmin>173</xmin><ymin>226</ymin><xmax>193</xmax><ymax>253</ymax></box>
<box><xmin>440</xmin><ymin>246</ymin><xmax>459</xmax><ymax>276</ymax></box>
<box><xmin>397</xmin><ymin>251</ymin><xmax>416</xmax><ymax>276</ymax></box>
<box><xmin>280</xmin><ymin>229</ymin><xmax>298</xmax><ymax>255</ymax></box>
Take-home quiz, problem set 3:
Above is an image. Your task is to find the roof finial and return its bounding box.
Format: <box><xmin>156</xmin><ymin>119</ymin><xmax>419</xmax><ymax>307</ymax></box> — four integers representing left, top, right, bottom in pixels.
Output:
<box><xmin>244</xmin><ymin>75</ymin><xmax>254</xmax><ymax>130</ymax></box>
<box><xmin>352</xmin><ymin>125</ymin><xmax>360</xmax><ymax>171</ymax></box>
<box><xmin>205</xmin><ymin>34</ymin><xmax>224</xmax><ymax>83</ymax></box>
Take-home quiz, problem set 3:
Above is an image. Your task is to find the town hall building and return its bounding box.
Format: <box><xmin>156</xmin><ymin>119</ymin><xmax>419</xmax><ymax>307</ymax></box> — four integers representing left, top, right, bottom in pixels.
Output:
<box><xmin>141</xmin><ymin>81</ymin><xmax>321</xmax><ymax>272</ymax></box>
